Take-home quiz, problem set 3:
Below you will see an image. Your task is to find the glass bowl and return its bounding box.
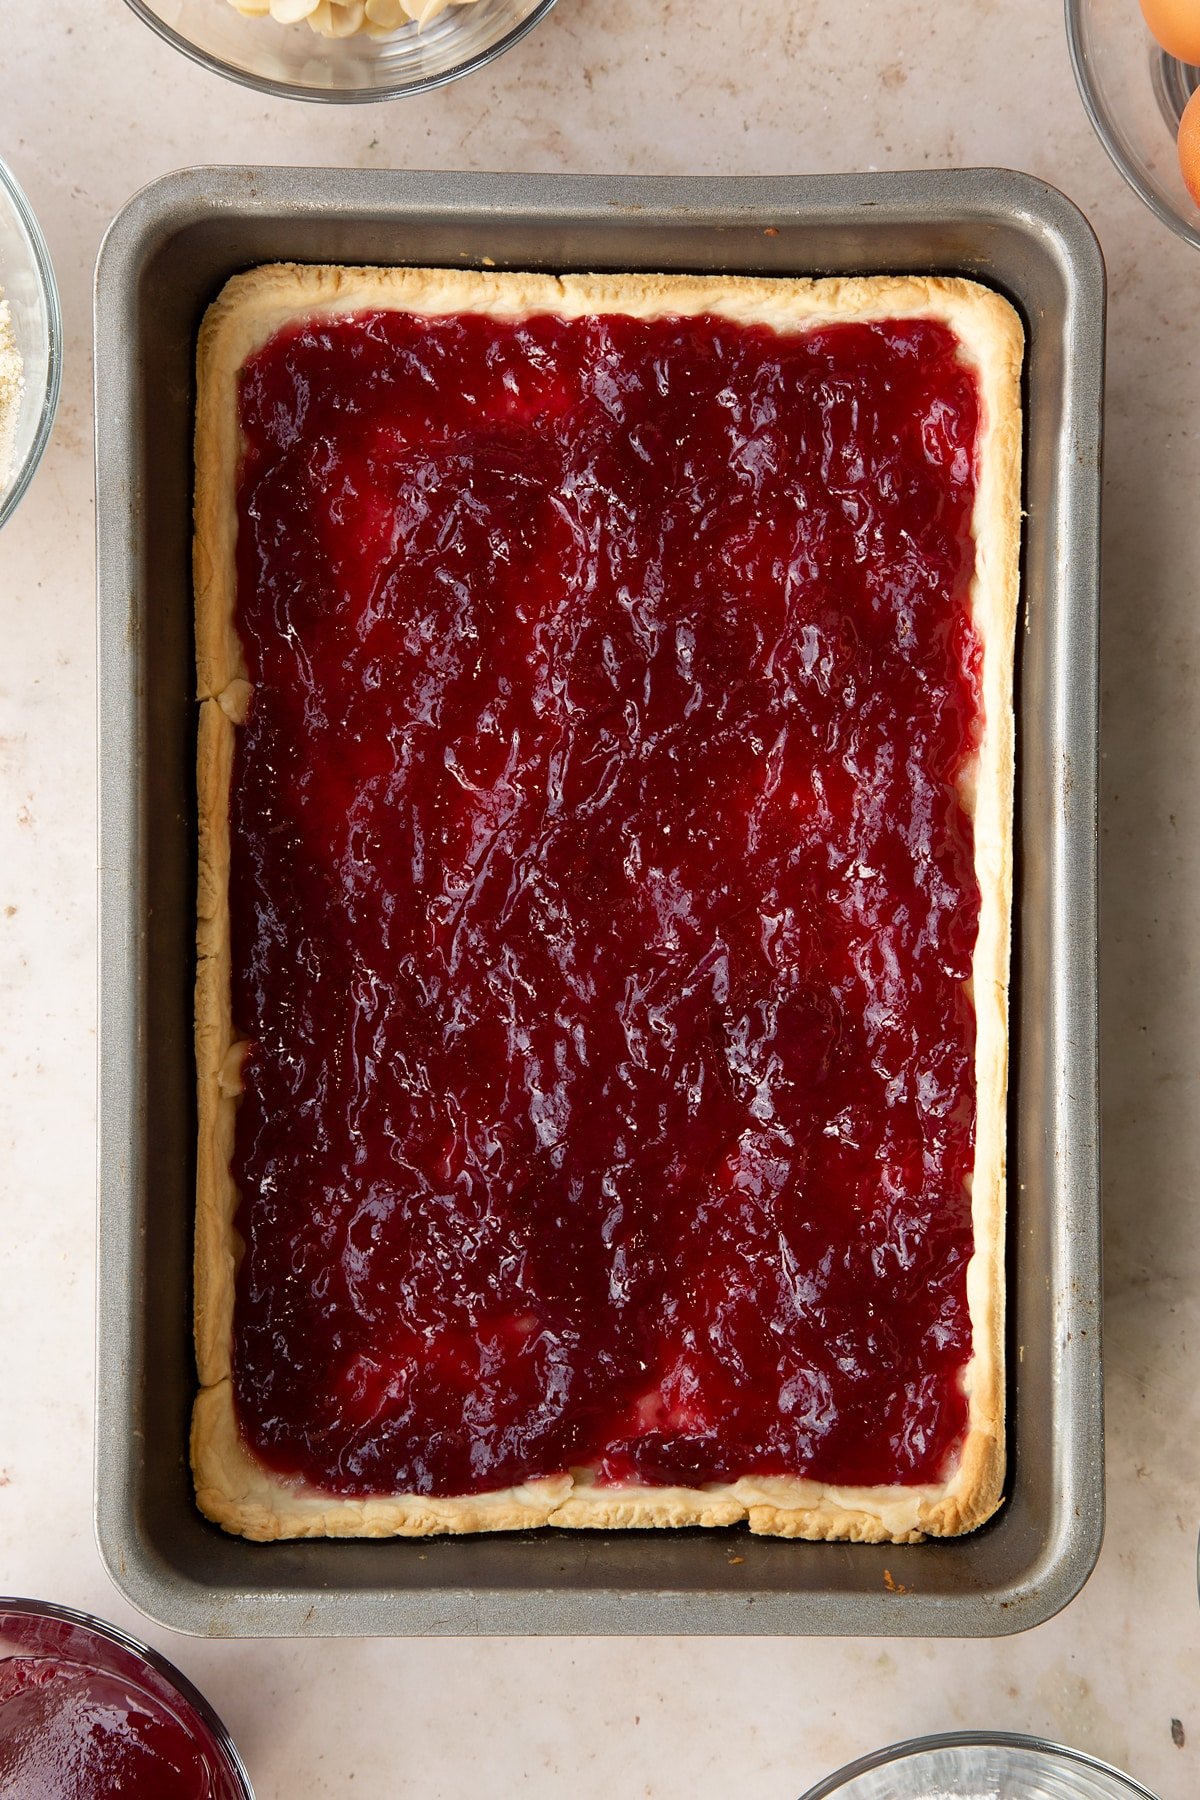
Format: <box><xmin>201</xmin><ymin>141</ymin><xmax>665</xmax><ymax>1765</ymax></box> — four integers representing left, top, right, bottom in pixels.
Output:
<box><xmin>121</xmin><ymin>0</ymin><xmax>558</xmax><ymax>102</ymax></box>
<box><xmin>0</xmin><ymin>157</ymin><xmax>62</xmax><ymax>530</ymax></box>
<box><xmin>799</xmin><ymin>1731</ymin><xmax>1159</xmax><ymax>1800</ymax></box>
<box><xmin>0</xmin><ymin>1598</ymin><xmax>253</xmax><ymax>1797</ymax></box>
<box><xmin>1066</xmin><ymin>0</ymin><xmax>1200</xmax><ymax>250</ymax></box>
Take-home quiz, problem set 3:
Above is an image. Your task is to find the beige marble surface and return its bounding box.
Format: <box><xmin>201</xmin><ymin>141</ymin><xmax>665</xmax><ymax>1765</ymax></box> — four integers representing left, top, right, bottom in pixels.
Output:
<box><xmin>1</xmin><ymin>1</ymin><xmax>1199</xmax><ymax>1795</ymax></box>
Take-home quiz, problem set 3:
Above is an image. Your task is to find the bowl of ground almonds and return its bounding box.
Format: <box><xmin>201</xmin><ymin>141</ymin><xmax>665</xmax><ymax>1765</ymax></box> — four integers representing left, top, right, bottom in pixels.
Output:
<box><xmin>0</xmin><ymin>157</ymin><xmax>61</xmax><ymax>531</ymax></box>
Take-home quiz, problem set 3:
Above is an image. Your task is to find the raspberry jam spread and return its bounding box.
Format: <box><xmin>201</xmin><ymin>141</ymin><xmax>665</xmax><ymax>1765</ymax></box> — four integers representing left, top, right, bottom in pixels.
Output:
<box><xmin>229</xmin><ymin>303</ymin><xmax>983</xmax><ymax>1498</ymax></box>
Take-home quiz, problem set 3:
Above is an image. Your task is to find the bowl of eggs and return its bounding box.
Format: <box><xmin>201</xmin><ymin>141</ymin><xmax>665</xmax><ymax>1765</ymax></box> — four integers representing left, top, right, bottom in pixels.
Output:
<box><xmin>121</xmin><ymin>0</ymin><xmax>557</xmax><ymax>101</ymax></box>
<box><xmin>1067</xmin><ymin>0</ymin><xmax>1200</xmax><ymax>249</ymax></box>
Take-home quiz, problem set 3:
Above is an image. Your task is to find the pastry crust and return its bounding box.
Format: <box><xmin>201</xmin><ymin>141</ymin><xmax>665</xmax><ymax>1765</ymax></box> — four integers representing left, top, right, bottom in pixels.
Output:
<box><xmin>193</xmin><ymin>265</ymin><xmax>1022</xmax><ymax>1543</ymax></box>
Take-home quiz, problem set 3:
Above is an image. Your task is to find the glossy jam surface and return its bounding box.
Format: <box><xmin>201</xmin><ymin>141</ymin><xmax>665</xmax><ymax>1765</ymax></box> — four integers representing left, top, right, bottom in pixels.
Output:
<box><xmin>0</xmin><ymin>1612</ymin><xmax>244</xmax><ymax>1800</ymax></box>
<box><xmin>230</xmin><ymin>306</ymin><xmax>983</xmax><ymax>1496</ymax></box>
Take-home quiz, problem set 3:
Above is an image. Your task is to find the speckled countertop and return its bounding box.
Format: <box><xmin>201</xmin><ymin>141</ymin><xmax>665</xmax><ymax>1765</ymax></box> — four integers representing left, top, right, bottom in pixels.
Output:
<box><xmin>1</xmin><ymin>2</ymin><xmax>1198</xmax><ymax>1795</ymax></box>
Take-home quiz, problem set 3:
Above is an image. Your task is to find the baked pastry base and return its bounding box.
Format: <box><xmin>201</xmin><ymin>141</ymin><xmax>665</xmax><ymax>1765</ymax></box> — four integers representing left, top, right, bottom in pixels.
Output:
<box><xmin>193</xmin><ymin>265</ymin><xmax>1022</xmax><ymax>1543</ymax></box>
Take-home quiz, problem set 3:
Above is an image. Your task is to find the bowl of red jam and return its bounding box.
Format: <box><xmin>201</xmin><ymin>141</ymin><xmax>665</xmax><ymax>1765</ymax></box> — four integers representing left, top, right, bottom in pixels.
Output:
<box><xmin>0</xmin><ymin>1599</ymin><xmax>253</xmax><ymax>1799</ymax></box>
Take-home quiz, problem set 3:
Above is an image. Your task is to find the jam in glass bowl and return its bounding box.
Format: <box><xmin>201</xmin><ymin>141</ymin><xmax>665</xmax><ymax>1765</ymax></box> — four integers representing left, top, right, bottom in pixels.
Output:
<box><xmin>0</xmin><ymin>1599</ymin><xmax>253</xmax><ymax>1798</ymax></box>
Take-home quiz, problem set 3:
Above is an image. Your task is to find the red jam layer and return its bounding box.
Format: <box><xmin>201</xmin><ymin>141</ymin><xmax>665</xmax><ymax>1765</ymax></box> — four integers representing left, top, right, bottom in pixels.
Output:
<box><xmin>229</xmin><ymin>302</ymin><xmax>983</xmax><ymax>1497</ymax></box>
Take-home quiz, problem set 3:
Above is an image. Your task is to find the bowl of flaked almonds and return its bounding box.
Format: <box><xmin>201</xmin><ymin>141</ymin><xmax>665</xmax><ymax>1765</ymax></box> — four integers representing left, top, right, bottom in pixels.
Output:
<box><xmin>121</xmin><ymin>0</ymin><xmax>557</xmax><ymax>101</ymax></box>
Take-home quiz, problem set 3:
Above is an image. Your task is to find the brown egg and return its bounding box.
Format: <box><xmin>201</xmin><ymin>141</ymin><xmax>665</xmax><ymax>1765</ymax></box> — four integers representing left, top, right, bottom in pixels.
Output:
<box><xmin>1180</xmin><ymin>85</ymin><xmax>1200</xmax><ymax>205</ymax></box>
<box><xmin>1139</xmin><ymin>0</ymin><xmax>1200</xmax><ymax>64</ymax></box>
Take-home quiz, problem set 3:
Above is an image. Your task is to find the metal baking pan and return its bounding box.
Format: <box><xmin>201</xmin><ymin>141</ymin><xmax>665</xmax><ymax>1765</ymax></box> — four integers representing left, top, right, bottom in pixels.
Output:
<box><xmin>95</xmin><ymin>166</ymin><xmax>1104</xmax><ymax>1637</ymax></box>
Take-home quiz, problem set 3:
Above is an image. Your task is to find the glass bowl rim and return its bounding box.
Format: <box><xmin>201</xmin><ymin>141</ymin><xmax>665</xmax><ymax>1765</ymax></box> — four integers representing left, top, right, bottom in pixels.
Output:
<box><xmin>0</xmin><ymin>155</ymin><xmax>63</xmax><ymax>531</ymax></box>
<box><xmin>118</xmin><ymin>0</ymin><xmax>559</xmax><ymax>103</ymax></box>
<box><xmin>1064</xmin><ymin>0</ymin><xmax>1200</xmax><ymax>253</ymax></box>
<box><xmin>0</xmin><ymin>1595</ymin><xmax>254</xmax><ymax>1797</ymax></box>
<box><xmin>798</xmin><ymin>1728</ymin><xmax>1160</xmax><ymax>1800</ymax></box>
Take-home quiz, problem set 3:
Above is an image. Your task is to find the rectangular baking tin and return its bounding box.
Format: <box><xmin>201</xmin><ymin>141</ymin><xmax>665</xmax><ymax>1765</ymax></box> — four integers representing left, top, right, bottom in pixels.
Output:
<box><xmin>96</xmin><ymin>166</ymin><xmax>1103</xmax><ymax>1637</ymax></box>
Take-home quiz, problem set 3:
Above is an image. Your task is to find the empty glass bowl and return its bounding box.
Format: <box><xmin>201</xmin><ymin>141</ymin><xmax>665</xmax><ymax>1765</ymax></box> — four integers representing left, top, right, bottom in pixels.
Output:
<box><xmin>1066</xmin><ymin>0</ymin><xmax>1200</xmax><ymax>250</ymax></box>
<box><xmin>799</xmin><ymin>1731</ymin><xmax>1159</xmax><ymax>1800</ymax></box>
<box><xmin>121</xmin><ymin>0</ymin><xmax>558</xmax><ymax>101</ymax></box>
<box><xmin>0</xmin><ymin>1598</ymin><xmax>253</xmax><ymax>1797</ymax></box>
<box><xmin>0</xmin><ymin>157</ymin><xmax>61</xmax><ymax>530</ymax></box>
